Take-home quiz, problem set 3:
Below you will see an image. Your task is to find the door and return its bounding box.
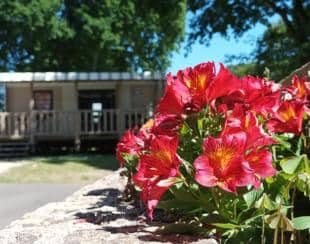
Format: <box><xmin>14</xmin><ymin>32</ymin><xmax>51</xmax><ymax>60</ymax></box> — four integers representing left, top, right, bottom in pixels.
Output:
<box><xmin>78</xmin><ymin>90</ymin><xmax>116</xmax><ymax>133</ymax></box>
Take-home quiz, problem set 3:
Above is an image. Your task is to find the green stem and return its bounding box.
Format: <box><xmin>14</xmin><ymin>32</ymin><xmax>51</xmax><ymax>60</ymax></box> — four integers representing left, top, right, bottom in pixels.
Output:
<box><xmin>233</xmin><ymin>199</ymin><xmax>237</xmax><ymax>220</ymax></box>
<box><xmin>272</xmin><ymin>145</ymin><xmax>277</xmax><ymax>162</ymax></box>
<box><xmin>211</xmin><ymin>188</ymin><xmax>220</xmax><ymax>209</ymax></box>
<box><xmin>273</xmin><ymin>226</ymin><xmax>279</xmax><ymax>244</ymax></box>
<box><xmin>261</xmin><ymin>212</ymin><xmax>265</xmax><ymax>244</ymax></box>
<box><xmin>291</xmin><ymin>186</ymin><xmax>296</xmax><ymax>219</ymax></box>
<box><xmin>280</xmin><ymin>176</ymin><xmax>297</xmax><ymax>205</ymax></box>
<box><xmin>290</xmin><ymin>186</ymin><xmax>297</xmax><ymax>243</ymax></box>
<box><xmin>281</xmin><ymin>228</ymin><xmax>284</xmax><ymax>244</ymax></box>
<box><xmin>303</xmin><ymin>154</ymin><xmax>309</xmax><ymax>172</ymax></box>
<box><xmin>179</xmin><ymin>173</ymin><xmax>200</xmax><ymax>199</ymax></box>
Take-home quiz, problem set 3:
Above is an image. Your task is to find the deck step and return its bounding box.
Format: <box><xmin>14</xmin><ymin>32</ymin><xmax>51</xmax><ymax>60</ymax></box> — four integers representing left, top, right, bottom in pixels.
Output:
<box><xmin>0</xmin><ymin>141</ymin><xmax>30</xmax><ymax>157</ymax></box>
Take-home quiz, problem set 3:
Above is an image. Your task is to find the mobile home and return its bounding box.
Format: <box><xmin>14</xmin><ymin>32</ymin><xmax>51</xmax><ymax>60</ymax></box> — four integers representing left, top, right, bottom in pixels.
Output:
<box><xmin>0</xmin><ymin>72</ymin><xmax>164</xmax><ymax>154</ymax></box>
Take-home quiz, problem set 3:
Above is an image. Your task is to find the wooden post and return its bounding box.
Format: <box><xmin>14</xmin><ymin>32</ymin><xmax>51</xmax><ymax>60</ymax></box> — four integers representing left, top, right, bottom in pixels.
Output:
<box><xmin>115</xmin><ymin>81</ymin><xmax>125</xmax><ymax>138</ymax></box>
<box><xmin>29</xmin><ymin>82</ymin><xmax>35</xmax><ymax>153</ymax></box>
<box><xmin>74</xmin><ymin>81</ymin><xmax>81</xmax><ymax>152</ymax></box>
<box><xmin>4</xmin><ymin>84</ymin><xmax>8</xmax><ymax>112</ymax></box>
<box><xmin>117</xmin><ymin>109</ymin><xmax>125</xmax><ymax>139</ymax></box>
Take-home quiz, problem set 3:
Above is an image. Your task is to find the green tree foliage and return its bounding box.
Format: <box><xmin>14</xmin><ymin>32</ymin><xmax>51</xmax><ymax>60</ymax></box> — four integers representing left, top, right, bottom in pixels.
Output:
<box><xmin>254</xmin><ymin>21</ymin><xmax>310</xmax><ymax>80</ymax></box>
<box><xmin>228</xmin><ymin>63</ymin><xmax>257</xmax><ymax>78</ymax></box>
<box><xmin>0</xmin><ymin>0</ymin><xmax>186</xmax><ymax>72</ymax></box>
<box><xmin>188</xmin><ymin>0</ymin><xmax>310</xmax><ymax>80</ymax></box>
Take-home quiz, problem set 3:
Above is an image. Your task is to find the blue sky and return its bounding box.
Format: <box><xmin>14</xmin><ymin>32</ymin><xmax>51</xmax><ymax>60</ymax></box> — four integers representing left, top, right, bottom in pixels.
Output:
<box><xmin>168</xmin><ymin>18</ymin><xmax>271</xmax><ymax>75</ymax></box>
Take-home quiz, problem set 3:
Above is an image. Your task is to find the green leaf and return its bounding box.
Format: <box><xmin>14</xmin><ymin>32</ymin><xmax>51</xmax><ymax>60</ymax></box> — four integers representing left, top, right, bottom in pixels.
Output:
<box><xmin>265</xmin><ymin>212</ymin><xmax>294</xmax><ymax>231</ymax></box>
<box><xmin>280</xmin><ymin>155</ymin><xmax>304</xmax><ymax>174</ymax></box>
<box><xmin>158</xmin><ymin>223</ymin><xmax>210</xmax><ymax>237</ymax></box>
<box><xmin>292</xmin><ymin>216</ymin><xmax>310</xmax><ymax>230</ymax></box>
<box><xmin>211</xmin><ymin>223</ymin><xmax>241</xmax><ymax>229</ymax></box>
<box><xmin>243</xmin><ymin>188</ymin><xmax>263</xmax><ymax>208</ymax></box>
<box><xmin>170</xmin><ymin>185</ymin><xmax>196</xmax><ymax>202</ymax></box>
<box><xmin>255</xmin><ymin>193</ymin><xmax>276</xmax><ymax>210</ymax></box>
<box><xmin>296</xmin><ymin>173</ymin><xmax>310</xmax><ymax>198</ymax></box>
<box><xmin>157</xmin><ymin>198</ymin><xmax>201</xmax><ymax>213</ymax></box>
<box><xmin>274</xmin><ymin>135</ymin><xmax>292</xmax><ymax>150</ymax></box>
<box><xmin>265</xmin><ymin>213</ymin><xmax>280</xmax><ymax>229</ymax></box>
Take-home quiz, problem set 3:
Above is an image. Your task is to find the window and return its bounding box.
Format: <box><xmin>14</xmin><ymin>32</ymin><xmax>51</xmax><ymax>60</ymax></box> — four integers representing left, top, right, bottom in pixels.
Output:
<box><xmin>0</xmin><ymin>85</ymin><xmax>5</xmax><ymax>112</ymax></box>
<box><xmin>33</xmin><ymin>91</ymin><xmax>53</xmax><ymax>110</ymax></box>
<box><xmin>78</xmin><ymin>90</ymin><xmax>115</xmax><ymax>109</ymax></box>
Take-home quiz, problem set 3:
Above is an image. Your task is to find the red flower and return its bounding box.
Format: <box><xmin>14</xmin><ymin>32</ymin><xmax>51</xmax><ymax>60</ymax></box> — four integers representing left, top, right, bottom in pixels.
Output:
<box><xmin>286</xmin><ymin>75</ymin><xmax>310</xmax><ymax>101</ymax></box>
<box><xmin>222</xmin><ymin>104</ymin><xmax>276</xmax><ymax>149</ymax></box>
<box><xmin>177</xmin><ymin>62</ymin><xmax>215</xmax><ymax>107</ymax></box>
<box><xmin>156</xmin><ymin>77</ymin><xmax>189</xmax><ymax>116</ymax></box>
<box><xmin>266</xmin><ymin>101</ymin><xmax>305</xmax><ymax>134</ymax></box>
<box><xmin>246</xmin><ymin>150</ymin><xmax>276</xmax><ymax>188</ymax></box>
<box><xmin>193</xmin><ymin>133</ymin><xmax>253</xmax><ymax>193</ymax></box>
<box><xmin>156</xmin><ymin>62</ymin><xmax>216</xmax><ymax>116</ymax></box>
<box><xmin>133</xmin><ymin>135</ymin><xmax>180</xmax><ymax>219</ymax></box>
<box><xmin>151</xmin><ymin>114</ymin><xmax>183</xmax><ymax>137</ymax></box>
<box><xmin>207</xmin><ymin>64</ymin><xmax>241</xmax><ymax>103</ymax></box>
<box><xmin>116</xmin><ymin>130</ymin><xmax>144</xmax><ymax>167</ymax></box>
<box><xmin>223</xmin><ymin>76</ymin><xmax>280</xmax><ymax>117</ymax></box>
<box><xmin>284</xmin><ymin>75</ymin><xmax>310</xmax><ymax>115</ymax></box>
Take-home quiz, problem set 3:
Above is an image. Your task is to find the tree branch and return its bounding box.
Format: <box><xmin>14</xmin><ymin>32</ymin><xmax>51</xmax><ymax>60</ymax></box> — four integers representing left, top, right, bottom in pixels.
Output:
<box><xmin>293</xmin><ymin>0</ymin><xmax>309</xmax><ymax>23</ymax></box>
<box><xmin>265</xmin><ymin>1</ymin><xmax>296</xmax><ymax>35</ymax></box>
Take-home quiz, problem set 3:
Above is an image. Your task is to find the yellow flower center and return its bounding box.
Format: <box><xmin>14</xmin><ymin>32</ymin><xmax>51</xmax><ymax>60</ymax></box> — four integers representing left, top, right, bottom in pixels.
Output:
<box><xmin>298</xmin><ymin>84</ymin><xmax>306</xmax><ymax>97</ymax></box>
<box><xmin>198</xmin><ymin>74</ymin><xmax>207</xmax><ymax>90</ymax></box>
<box><xmin>142</xmin><ymin>119</ymin><xmax>154</xmax><ymax>129</ymax></box>
<box><xmin>184</xmin><ymin>74</ymin><xmax>207</xmax><ymax>91</ymax></box>
<box><xmin>280</xmin><ymin>106</ymin><xmax>296</xmax><ymax>121</ymax></box>
<box><xmin>184</xmin><ymin>78</ymin><xmax>192</xmax><ymax>88</ymax></box>
<box><xmin>154</xmin><ymin>150</ymin><xmax>172</xmax><ymax>164</ymax></box>
<box><xmin>244</xmin><ymin>115</ymin><xmax>250</xmax><ymax>129</ymax></box>
<box><xmin>208</xmin><ymin>146</ymin><xmax>235</xmax><ymax>169</ymax></box>
<box><xmin>249</xmin><ymin>156</ymin><xmax>259</xmax><ymax>164</ymax></box>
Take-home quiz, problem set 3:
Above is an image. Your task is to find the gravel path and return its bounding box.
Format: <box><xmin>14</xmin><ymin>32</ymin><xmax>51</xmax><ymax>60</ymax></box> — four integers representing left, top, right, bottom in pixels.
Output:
<box><xmin>0</xmin><ymin>171</ymin><xmax>217</xmax><ymax>244</ymax></box>
<box><xmin>0</xmin><ymin>160</ymin><xmax>26</xmax><ymax>174</ymax></box>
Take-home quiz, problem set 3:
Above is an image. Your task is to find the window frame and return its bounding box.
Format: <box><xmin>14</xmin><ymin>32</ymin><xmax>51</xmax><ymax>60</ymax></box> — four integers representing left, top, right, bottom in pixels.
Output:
<box><xmin>33</xmin><ymin>90</ymin><xmax>53</xmax><ymax>110</ymax></box>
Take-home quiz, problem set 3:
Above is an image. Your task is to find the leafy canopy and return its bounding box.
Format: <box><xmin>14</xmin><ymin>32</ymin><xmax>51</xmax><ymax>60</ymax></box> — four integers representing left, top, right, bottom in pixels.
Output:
<box><xmin>187</xmin><ymin>0</ymin><xmax>310</xmax><ymax>80</ymax></box>
<box><xmin>0</xmin><ymin>0</ymin><xmax>186</xmax><ymax>72</ymax></box>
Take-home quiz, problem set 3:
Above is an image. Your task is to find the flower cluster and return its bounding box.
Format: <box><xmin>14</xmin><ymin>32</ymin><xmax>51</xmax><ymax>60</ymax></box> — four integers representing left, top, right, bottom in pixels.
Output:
<box><xmin>116</xmin><ymin>62</ymin><xmax>309</xmax><ymax>220</ymax></box>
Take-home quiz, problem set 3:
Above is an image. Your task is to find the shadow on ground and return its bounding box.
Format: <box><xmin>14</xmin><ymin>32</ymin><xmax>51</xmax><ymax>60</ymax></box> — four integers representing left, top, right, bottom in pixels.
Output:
<box><xmin>75</xmin><ymin>188</ymin><xmax>140</xmax><ymax>223</ymax></box>
<box><xmin>74</xmin><ymin>188</ymin><xmax>209</xmax><ymax>244</ymax></box>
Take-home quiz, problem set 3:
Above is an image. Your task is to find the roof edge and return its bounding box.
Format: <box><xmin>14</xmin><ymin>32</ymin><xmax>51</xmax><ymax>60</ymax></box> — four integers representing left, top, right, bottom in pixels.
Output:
<box><xmin>280</xmin><ymin>62</ymin><xmax>310</xmax><ymax>85</ymax></box>
<box><xmin>0</xmin><ymin>72</ymin><xmax>164</xmax><ymax>82</ymax></box>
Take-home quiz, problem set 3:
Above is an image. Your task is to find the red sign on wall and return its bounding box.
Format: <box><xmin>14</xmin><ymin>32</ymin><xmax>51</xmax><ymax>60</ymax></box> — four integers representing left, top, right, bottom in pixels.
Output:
<box><xmin>34</xmin><ymin>91</ymin><xmax>53</xmax><ymax>110</ymax></box>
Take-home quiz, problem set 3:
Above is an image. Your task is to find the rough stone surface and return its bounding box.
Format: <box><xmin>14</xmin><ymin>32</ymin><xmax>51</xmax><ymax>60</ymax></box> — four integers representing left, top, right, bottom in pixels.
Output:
<box><xmin>0</xmin><ymin>171</ymin><xmax>217</xmax><ymax>244</ymax></box>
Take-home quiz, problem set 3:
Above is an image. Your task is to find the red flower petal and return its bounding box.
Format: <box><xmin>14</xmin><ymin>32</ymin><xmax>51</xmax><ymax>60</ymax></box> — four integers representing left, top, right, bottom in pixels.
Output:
<box><xmin>193</xmin><ymin>155</ymin><xmax>218</xmax><ymax>187</ymax></box>
<box><xmin>207</xmin><ymin>64</ymin><xmax>241</xmax><ymax>102</ymax></box>
<box><xmin>246</xmin><ymin>150</ymin><xmax>276</xmax><ymax>179</ymax></box>
<box><xmin>222</xmin><ymin>105</ymin><xmax>276</xmax><ymax>149</ymax></box>
<box><xmin>132</xmin><ymin>135</ymin><xmax>180</xmax><ymax>219</ymax></box>
<box><xmin>195</xmin><ymin>133</ymin><xmax>253</xmax><ymax>194</ymax></box>
<box><xmin>266</xmin><ymin>101</ymin><xmax>305</xmax><ymax>134</ymax></box>
<box><xmin>156</xmin><ymin>84</ymin><xmax>186</xmax><ymax>116</ymax></box>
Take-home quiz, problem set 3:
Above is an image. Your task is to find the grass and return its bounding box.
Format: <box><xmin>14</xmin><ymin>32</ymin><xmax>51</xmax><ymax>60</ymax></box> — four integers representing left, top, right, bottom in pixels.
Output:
<box><xmin>0</xmin><ymin>154</ymin><xmax>119</xmax><ymax>184</ymax></box>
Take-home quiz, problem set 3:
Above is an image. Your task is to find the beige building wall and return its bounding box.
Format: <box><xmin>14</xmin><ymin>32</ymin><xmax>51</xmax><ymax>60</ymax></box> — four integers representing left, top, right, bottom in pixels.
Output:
<box><xmin>117</xmin><ymin>83</ymin><xmax>131</xmax><ymax>110</ymax></box>
<box><xmin>6</xmin><ymin>85</ymin><xmax>32</xmax><ymax>112</ymax></box>
<box><xmin>33</xmin><ymin>84</ymin><xmax>62</xmax><ymax>110</ymax></box>
<box><xmin>6</xmin><ymin>80</ymin><xmax>162</xmax><ymax>112</ymax></box>
<box><xmin>61</xmin><ymin>83</ymin><xmax>76</xmax><ymax>111</ymax></box>
<box><xmin>130</xmin><ymin>83</ymin><xmax>157</xmax><ymax>109</ymax></box>
<box><xmin>117</xmin><ymin>81</ymin><xmax>159</xmax><ymax>110</ymax></box>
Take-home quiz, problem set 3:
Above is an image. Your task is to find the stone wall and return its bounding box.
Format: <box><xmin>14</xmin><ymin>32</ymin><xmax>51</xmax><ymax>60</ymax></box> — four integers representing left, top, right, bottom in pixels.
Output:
<box><xmin>0</xmin><ymin>172</ymin><xmax>216</xmax><ymax>244</ymax></box>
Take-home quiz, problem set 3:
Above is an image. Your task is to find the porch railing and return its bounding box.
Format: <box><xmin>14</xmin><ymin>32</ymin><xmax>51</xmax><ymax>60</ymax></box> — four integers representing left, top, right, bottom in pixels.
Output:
<box><xmin>0</xmin><ymin>109</ymin><xmax>152</xmax><ymax>139</ymax></box>
<box><xmin>0</xmin><ymin>112</ymin><xmax>30</xmax><ymax>138</ymax></box>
